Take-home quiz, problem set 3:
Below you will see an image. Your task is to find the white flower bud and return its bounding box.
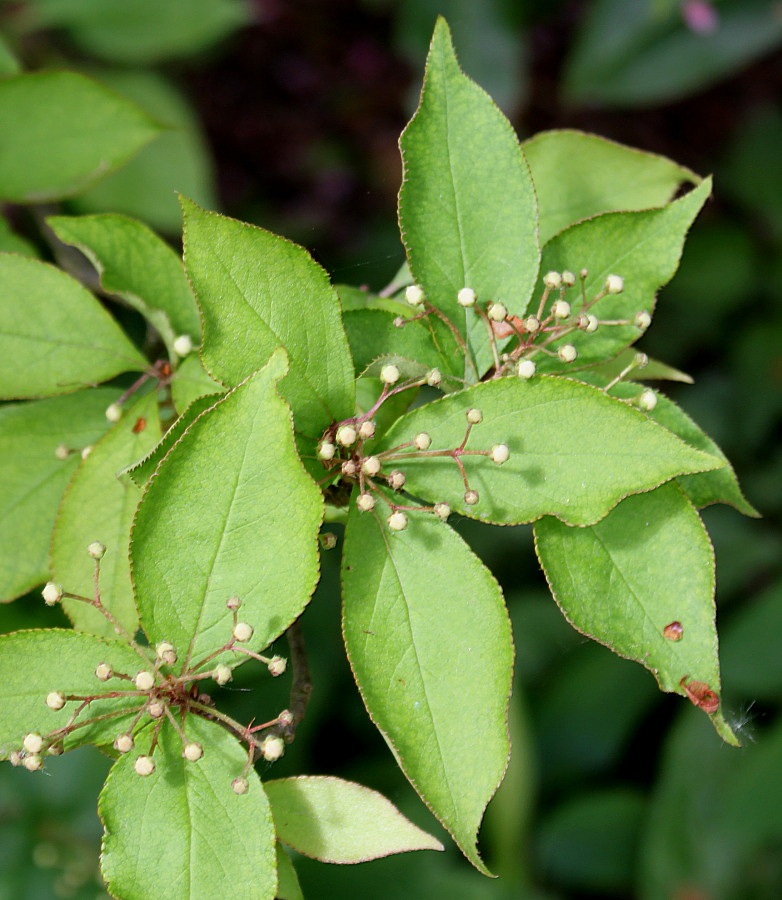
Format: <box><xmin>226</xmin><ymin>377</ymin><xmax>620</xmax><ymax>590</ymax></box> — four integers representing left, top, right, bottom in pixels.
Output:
<box><xmin>488</xmin><ymin>302</ymin><xmax>507</xmax><ymax>322</ymax></box>
<box><xmin>433</xmin><ymin>502</ymin><xmax>451</xmax><ymax>520</ymax></box>
<box><xmin>320</xmin><ymin>532</ymin><xmax>338</xmax><ymax>550</ymax></box>
<box><xmin>336</xmin><ymin>425</ymin><xmax>357</xmax><ymax>447</ymax></box>
<box><xmin>414</xmin><ymin>432</ymin><xmax>432</xmax><ymax>451</ymax></box>
<box><xmin>457</xmin><ymin>287</ymin><xmax>476</xmax><ymax>307</ymax></box>
<box><xmin>604</xmin><ymin>274</ymin><xmax>624</xmax><ymax>294</ymax></box>
<box><xmin>42</xmin><ymin>582</ymin><xmax>63</xmax><ymax>606</ymax></box>
<box><xmin>268</xmin><ymin>656</ymin><xmax>287</xmax><ymax>677</ymax></box>
<box><xmin>232</xmin><ymin>777</ymin><xmax>249</xmax><ymax>795</ymax></box>
<box><xmin>380</xmin><ymin>364</ymin><xmax>400</xmax><ymax>385</ymax></box>
<box><xmin>134</xmin><ymin>671</ymin><xmax>155</xmax><ymax>691</ymax></box>
<box><xmin>23</xmin><ymin>754</ymin><xmax>42</xmax><ymax>772</ymax></box>
<box><xmin>543</xmin><ymin>271</ymin><xmax>562</xmax><ymax>289</ymax></box>
<box><xmin>81</xmin><ymin>445</ymin><xmax>93</xmax><ymax>460</ymax></box>
<box><xmin>464</xmin><ymin>490</ymin><xmax>480</xmax><ymax>506</ymax></box>
<box><xmin>558</xmin><ymin>344</ymin><xmax>578</xmax><ymax>363</ymax></box>
<box><xmin>47</xmin><ymin>742</ymin><xmax>63</xmax><ymax>756</ymax></box>
<box><xmin>233</xmin><ymin>622</ymin><xmax>254</xmax><ymax>643</ymax></box>
<box><xmin>173</xmin><ymin>334</ymin><xmax>193</xmax><ymax>357</ymax></box>
<box><xmin>95</xmin><ymin>662</ymin><xmax>113</xmax><ymax>681</ymax></box>
<box><xmin>561</xmin><ymin>270</ymin><xmax>576</xmax><ymax>287</ymax></box>
<box><xmin>426</xmin><ymin>368</ymin><xmax>442</xmax><ymax>387</ymax></box>
<box><xmin>405</xmin><ymin>285</ymin><xmax>425</xmax><ymax>306</ymax></box>
<box><xmin>341</xmin><ymin>459</ymin><xmax>357</xmax><ymax>477</ymax></box>
<box><xmin>155</xmin><ymin>641</ymin><xmax>177</xmax><ymax>666</ymax></box>
<box><xmin>357</xmin><ymin>492</ymin><xmax>375</xmax><ymax>512</ymax></box>
<box><xmin>394</xmin><ymin>316</ymin><xmax>405</xmax><ymax>328</ymax></box>
<box><xmin>114</xmin><ymin>733</ymin><xmax>134</xmax><ymax>753</ymax></box>
<box><xmin>214</xmin><ymin>664</ymin><xmax>233</xmax><ymax>686</ymax></box>
<box><xmin>466</xmin><ymin>408</ymin><xmax>483</xmax><ymax>425</ymax></box>
<box><xmin>226</xmin><ymin>595</ymin><xmax>241</xmax><ymax>611</ymax></box>
<box><xmin>358</xmin><ymin>420</ymin><xmax>376</xmax><ymax>440</ymax></box>
<box><xmin>261</xmin><ymin>735</ymin><xmax>285</xmax><ymax>762</ymax></box>
<box><xmin>134</xmin><ymin>755</ymin><xmax>155</xmax><ymax>776</ymax></box>
<box><xmin>54</xmin><ymin>443</ymin><xmax>70</xmax><ymax>460</ymax></box>
<box><xmin>634</xmin><ymin>352</ymin><xmax>649</xmax><ymax>368</ymax></box>
<box><xmin>577</xmin><ymin>313</ymin><xmax>599</xmax><ymax>333</ymax></box>
<box><xmin>490</xmin><ymin>444</ymin><xmax>510</xmax><ymax>465</ymax></box>
<box><xmin>23</xmin><ymin>733</ymin><xmax>44</xmax><ymax>754</ymax></box>
<box><xmin>183</xmin><ymin>742</ymin><xmax>203</xmax><ymax>762</ymax></box>
<box><xmin>278</xmin><ymin>709</ymin><xmax>294</xmax><ymax>727</ymax></box>
<box><xmin>9</xmin><ymin>751</ymin><xmax>23</xmax><ymax>767</ymax></box>
<box><xmin>317</xmin><ymin>440</ymin><xmax>336</xmax><ymax>461</ymax></box>
<box><xmin>147</xmin><ymin>701</ymin><xmax>165</xmax><ymax>719</ymax></box>
<box><xmin>579</xmin><ymin>268</ymin><xmax>589</xmax><ymax>279</ymax></box>
<box><xmin>105</xmin><ymin>403</ymin><xmax>122</xmax><ymax>423</ymax></box>
<box><xmin>516</xmin><ymin>359</ymin><xmax>536</xmax><ymax>379</ymax></box>
<box><xmin>46</xmin><ymin>691</ymin><xmax>66</xmax><ymax>711</ymax></box>
<box><xmin>551</xmin><ymin>300</ymin><xmax>570</xmax><ymax>319</ymax></box>
<box><xmin>87</xmin><ymin>541</ymin><xmax>106</xmax><ymax>559</ymax></box>
<box><xmin>638</xmin><ymin>389</ymin><xmax>658</xmax><ymax>411</ymax></box>
<box><xmin>388</xmin><ymin>470</ymin><xmax>406</xmax><ymax>490</ymax></box>
<box><xmin>524</xmin><ymin>315</ymin><xmax>540</xmax><ymax>333</ymax></box>
<box><xmin>362</xmin><ymin>456</ymin><xmax>381</xmax><ymax>476</ymax></box>
<box><xmin>388</xmin><ymin>511</ymin><xmax>408</xmax><ymax>532</ymax></box>
<box><xmin>634</xmin><ymin>310</ymin><xmax>652</xmax><ymax>329</ymax></box>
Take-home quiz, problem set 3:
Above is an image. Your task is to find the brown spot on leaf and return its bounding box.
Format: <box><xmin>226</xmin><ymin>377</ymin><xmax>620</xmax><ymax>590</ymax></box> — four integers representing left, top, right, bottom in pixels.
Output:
<box><xmin>132</xmin><ymin>418</ymin><xmax>147</xmax><ymax>433</ymax></box>
<box><xmin>680</xmin><ymin>676</ymin><xmax>719</xmax><ymax>714</ymax></box>
<box><xmin>663</xmin><ymin>621</ymin><xmax>683</xmax><ymax>641</ymax></box>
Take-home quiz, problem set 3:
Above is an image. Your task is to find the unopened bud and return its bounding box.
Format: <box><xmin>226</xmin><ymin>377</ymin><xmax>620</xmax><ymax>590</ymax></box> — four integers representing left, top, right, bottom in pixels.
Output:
<box><xmin>561</xmin><ymin>270</ymin><xmax>576</xmax><ymax>287</ymax></box>
<box><xmin>47</xmin><ymin>742</ymin><xmax>63</xmax><ymax>756</ymax></box>
<box><xmin>577</xmin><ymin>313</ymin><xmax>599</xmax><ymax>333</ymax></box>
<box><xmin>516</xmin><ymin>359</ymin><xmax>536</xmax><ymax>379</ymax></box>
<box><xmin>341</xmin><ymin>459</ymin><xmax>357</xmax><ymax>477</ymax></box>
<box><xmin>543</xmin><ymin>271</ymin><xmax>562</xmax><ymax>290</ymax></box>
<box><xmin>393</xmin><ymin>316</ymin><xmax>405</xmax><ymax>328</ymax></box>
<box><xmin>433</xmin><ymin>502</ymin><xmax>451</xmax><ymax>520</ymax></box>
<box><xmin>232</xmin><ymin>777</ymin><xmax>249</xmax><ymax>795</ymax></box>
<box><xmin>268</xmin><ymin>656</ymin><xmax>287</xmax><ymax>677</ymax></box>
<box><xmin>214</xmin><ymin>664</ymin><xmax>233</xmax><ymax>686</ymax></box>
<box><xmin>87</xmin><ymin>541</ymin><xmax>106</xmax><ymax>559</ymax></box>
<box><xmin>317</xmin><ymin>441</ymin><xmax>336</xmax><ymax>461</ymax></box>
<box><xmin>551</xmin><ymin>300</ymin><xmax>570</xmax><ymax>319</ymax></box>
<box><xmin>457</xmin><ymin>287</ymin><xmax>476</xmax><ymax>307</ymax></box>
<box><xmin>388</xmin><ymin>470</ymin><xmax>406</xmax><ymax>490</ymax></box>
<box><xmin>147</xmin><ymin>701</ymin><xmax>165</xmax><ymax>719</ymax></box>
<box><xmin>134</xmin><ymin>756</ymin><xmax>155</xmax><ymax>777</ymax></box>
<box><xmin>233</xmin><ymin>622</ymin><xmax>254</xmax><ymax>643</ymax></box>
<box><xmin>23</xmin><ymin>733</ymin><xmax>44</xmax><ymax>754</ymax></box>
<box><xmin>604</xmin><ymin>274</ymin><xmax>624</xmax><ymax>294</ymax></box>
<box><xmin>524</xmin><ymin>316</ymin><xmax>540</xmax><ymax>333</ymax></box>
<box><xmin>134</xmin><ymin>671</ymin><xmax>155</xmax><ymax>691</ymax></box>
<box><xmin>380</xmin><ymin>364</ymin><xmax>400</xmax><ymax>385</ymax></box>
<box><xmin>414</xmin><ymin>432</ymin><xmax>431</xmax><ymax>451</ymax></box>
<box><xmin>362</xmin><ymin>456</ymin><xmax>381</xmax><ymax>476</ymax></box>
<box><xmin>114</xmin><ymin>733</ymin><xmax>134</xmax><ymax>753</ymax></box>
<box><xmin>320</xmin><ymin>532</ymin><xmax>338</xmax><ymax>550</ymax></box>
<box><xmin>357</xmin><ymin>492</ymin><xmax>375</xmax><ymax>512</ymax></box>
<box><xmin>105</xmin><ymin>403</ymin><xmax>122</xmax><ymax>423</ymax></box>
<box><xmin>405</xmin><ymin>285</ymin><xmax>425</xmax><ymax>306</ymax></box>
<box><xmin>336</xmin><ymin>425</ymin><xmax>357</xmax><ymax>447</ymax></box>
<box><xmin>81</xmin><ymin>445</ymin><xmax>92</xmax><ymax>460</ymax></box>
<box><xmin>278</xmin><ymin>709</ymin><xmax>294</xmax><ymax>727</ymax></box>
<box><xmin>490</xmin><ymin>444</ymin><xmax>510</xmax><ymax>465</ymax></box>
<box><xmin>54</xmin><ymin>443</ymin><xmax>70</xmax><ymax>460</ymax></box>
<box><xmin>388</xmin><ymin>511</ymin><xmax>408</xmax><ymax>532</ymax></box>
<box><xmin>557</xmin><ymin>344</ymin><xmax>578</xmax><ymax>363</ymax></box>
<box><xmin>23</xmin><ymin>754</ymin><xmax>42</xmax><ymax>772</ymax></box>
<box><xmin>173</xmin><ymin>334</ymin><xmax>194</xmax><ymax>357</ymax></box>
<box><xmin>9</xmin><ymin>751</ymin><xmax>23</xmax><ymax>767</ymax></box>
<box><xmin>156</xmin><ymin>641</ymin><xmax>177</xmax><ymax>666</ymax></box>
<box><xmin>42</xmin><ymin>582</ymin><xmax>63</xmax><ymax>606</ymax></box>
<box><xmin>226</xmin><ymin>595</ymin><xmax>241</xmax><ymax>611</ymax></box>
<box><xmin>46</xmin><ymin>691</ymin><xmax>66</xmax><ymax>711</ymax></box>
<box><xmin>466</xmin><ymin>408</ymin><xmax>483</xmax><ymax>425</ymax></box>
<box><xmin>358</xmin><ymin>420</ymin><xmax>376</xmax><ymax>440</ymax></box>
<box><xmin>634</xmin><ymin>310</ymin><xmax>652</xmax><ymax>329</ymax></box>
<box><xmin>261</xmin><ymin>735</ymin><xmax>285</xmax><ymax>762</ymax></box>
<box><xmin>95</xmin><ymin>662</ymin><xmax>113</xmax><ymax>681</ymax></box>
<box><xmin>579</xmin><ymin>268</ymin><xmax>589</xmax><ymax>279</ymax></box>
<box><xmin>183</xmin><ymin>742</ymin><xmax>203</xmax><ymax>762</ymax></box>
<box><xmin>637</xmin><ymin>389</ymin><xmax>658</xmax><ymax>412</ymax></box>
<box><xmin>488</xmin><ymin>302</ymin><xmax>507</xmax><ymax>322</ymax></box>
<box><xmin>464</xmin><ymin>490</ymin><xmax>480</xmax><ymax>506</ymax></box>
<box><xmin>634</xmin><ymin>352</ymin><xmax>649</xmax><ymax>368</ymax></box>
<box><xmin>426</xmin><ymin>368</ymin><xmax>442</xmax><ymax>387</ymax></box>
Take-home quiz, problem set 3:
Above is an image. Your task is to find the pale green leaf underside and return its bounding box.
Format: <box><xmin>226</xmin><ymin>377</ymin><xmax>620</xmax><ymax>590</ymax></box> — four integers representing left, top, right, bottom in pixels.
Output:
<box><xmin>342</xmin><ymin>502</ymin><xmax>512</xmax><ymax>873</ymax></box>
<box><xmin>585</xmin><ymin>348</ymin><xmax>693</xmax><ymax>385</ymax></box>
<box><xmin>0</xmin><ymin>71</ymin><xmax>159</xmax><ymax>202</ymax></box>
<box><xmin>398</xmin><ymin>17</ymin><xmax>539</xmax><ymax>368</ymax></box>
<box><xmin>534</xmin><ymin>483</ymin><xmax>737</xmax><ymax>745</ymax></box>
<box><xmin>0</xmin><ymin>629</ymin><xmax>148</xmax><ymax>758</ymax></box>
<box><xmin>47</xmin><ymin>213</ymin><xmax>201</xmax><ymax>357</ymax></box>
<box><xmin>100</xmin><ymin>717</ymin><xmax>276</xmax><ymax>900</ymax></box>
<box><xmin>266</xmin><ymin>776</ymin><xmax>444</xmax><ymax>863</ymax></box>
<box><xmin>533</xmin><ymin>180</ymin><xmax>711</xmax><ymax>371</ymax></box>
<box><xmin>52</xmin><ymin>391</ymin><xmax>162</xmax><ymax>637</ymax></box>
<box><xmin>0</xmin><ymin>389</ymin><xmax>114</xmax><ymax>601</ymax></box>
<box><xmin>377</xmin><ymin>376</ymin><xmax>722</xmax><ymax>526</ymax></box>
<box><xmin>275</xmin><ymin>844</ymin><xmax>303</xmax><ymax>900</ymax></box>
<box><xmin>343</xmin><ymin>309</ymin><xmax>446</xmax><ymax>378</ymax></box>
<box><xmin>522</xmin><ymin>129</ymin><xmax>697</xmax><ymax>244</ymax></box>
<box><xmin>182</xmin><ymin>198</ymin><xmax>354</xmax><ymax>439</ymax></box>
<box><xmin>0</xmin><ymin>254</ymin><xmax>147</xmax><ymax>399</ymax></box>
<box><xmin>131</xmin><ymin>350</ymin><xmax>323</xmax><ymax>666</ymax></box>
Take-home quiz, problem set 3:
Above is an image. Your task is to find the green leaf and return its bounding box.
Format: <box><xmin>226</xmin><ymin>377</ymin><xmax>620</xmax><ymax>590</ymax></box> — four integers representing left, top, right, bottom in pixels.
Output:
<box><xmin>0</xmin><ymin>215</ymin><xmax>38</xmax><ymax>257</ymax></box>
<box><xmin>343</xmin><ymin>310</ymin><xmax>445</xmax><ymax>378</ymax></box>
<box><xmin>275</xmin><ymin>844</ymin><xmax>304</xmax><ymax>900</ymax></box>
<box><xmin>0</xmin><ymin>33</ymin><xmax>21</xmax><ymax>77</ymax></box>
<box><xmin>533</xmin><ymin>180</ymin><xmax>711</xmax><ymax>371</ymax></box>
<box><xmin>131</xmin><ymin>350</ymin><xmax>323</xmax><ymax>666</ymax></box>
<box><xmin>0</xmin><ymin>71</ymin><xmax>160</xmax><ymax>202</ymax></box>
<box><xmin>342</xmin><ymin>502</ymin><xmax>512</xmax><ymax>873</ymax></box>
<box><xmin>0</xmin><ymin>629</ymin><xmax>149</xmax><ymax>758</ymax></box>
<box><xmin>336</xmin><ymin>283</ymin><xmax>411</xmax><ymax>316</ymax></box>
<box><xmin>51</xmin><ymin>391</ymin><xmax>162</xmax><ymax>638</ymax></box>
<box><xmin>48</xmin><ymin>213</ymin><xmax>200</xmax><ymax>358</ymax></box>
<box><xmin>398</xmin><ymin>17</ymin><xmax>539</xmax><ymax>368</ymax></box>
<box><xmin>377</xmin><ymin>376</ymin><xmax>722</xmax><ymax>526</ymax></box>
<box><xmin>267</xmin><ymin>776</ymin><xmax>444</xmax><ymax>863</ymax></box>
<box><xmin>100</xmin><ymin>717</ymin><xmax>276</xmax><ymax>900</ymax></box>
<box><xmin>0</xmin><ymin>388</ymin><xmax>114</xmax><ymax>601</ymax></box>
<box><xmin>584</xmin><ymin>348</ymin><xmax>693</xmax><ymax>384</ymax></box>
<box><xmin>170</xmin><ymin>354</ymin><xmax>225</xmax><ymax>414</ymax></box>
<box><xmin>534</xmin><ymin>482</ymin><xmax>737</xmax><ymax>744</ymax></box>
<box><xmin>0</xmin><ymin>254</ymin><xmax>148</xmax><ymax>399</ymax></box>
<box><xmin>522</xmin><ymin>129</ymin><xmax>697</xmax><ymax>244</ymax></box>
<box><xmin>182</xmin><ymin>198</ymin><xmax>355</xmax><ymax>439</ymax></box>
<box><xmin>71</xmin><ymin>69</ymin><xmax>217</xmax><ymax>234</ymax></box>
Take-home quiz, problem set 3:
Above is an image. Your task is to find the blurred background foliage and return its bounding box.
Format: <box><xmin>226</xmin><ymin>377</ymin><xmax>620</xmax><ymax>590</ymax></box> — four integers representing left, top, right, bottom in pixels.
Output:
<box><xmin>1</xmin><ymin>1</ymin><xmax>781</xmax><ymax>897</ymax></box>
